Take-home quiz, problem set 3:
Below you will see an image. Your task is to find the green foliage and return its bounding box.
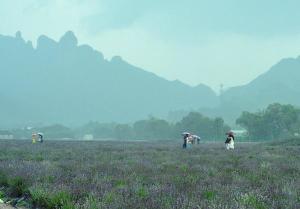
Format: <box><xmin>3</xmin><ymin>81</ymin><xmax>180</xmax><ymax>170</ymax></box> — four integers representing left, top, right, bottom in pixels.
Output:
<box><xmin>11</xmin><ymin>111</ymin><xmax>230</xmax><ymax>141</ymax></box>
<box><xmin>0</xmin><ymin>172</ymin><xmax>8</xmax><ymax>187</ymax></box>
<box><xmin>50</xmin><ymin>191</ymin><xmax>74</xmax><ymax>209</ymax></box>
<box><xmin>76</xmin><ymin>112</ymin><xmax>230</xmax><ymax>140</ymax></box>
<box><xmin>175</xmin><ymin>112</ymin><xmax>230</xmax><ymax>139</ymax></box>
<box><xmin>31</xmin><ymin>188</ymin><xmax>74</xmax><ymax>209</ymax></box>
<box><xmin>41</xmin><ymin>175</ymin><xmax>55</xmax><ymax>184</ymax></box>
<box><xmin>115</xmin><ymin>179</ymin><xmax>127</xmax><ymax>189</ymax></box>
<box><xmin>30</xmin><ymin>187</ymin><xmax>50</xmax><ymax>208</ymax></box>
<box><xmin>203</xmin><ymin>190</ymin><xmax>216</xmax><ymax>201</ymax></box>
<box><xmin>7</xmin><ymin>177</ymin><xmax>28</xmax><ymax>197</ymax></box>
<box><xmin>237</xmin><ymin>103</ymin><xmax>300</xmax><ymax>140</ymax></box>
<box><xmin>35</xmin><ymin>154</ymin><xmax>44</xmax><ymax>162</ymax></box>
<box><xmin>240</xmin><ymin>194</ymin><xmax>267</xmax><ymax>209</ymax></box>
<box><xmin>114</xmin><ymin>124</ymin><xmax>134</xmax><ymax>140</ymax></box>
<box><xmin>103</xmin><ymin>192</ymin><xmax>115</xmax><ymax>204</ymax></box>
<box><xmin>40</xmin><ymin>124</ymin><xmax>74</xmax><ymax>139</ymax></box>
<box><xmin>136</xmin><ymin>187</ymin><xmax>149</xmax><ymax>199</ymax></box>
<box><xmin>84</xmin><ymin>195</ymin><xmax>99</xmax><ymax>209</ymax></box>
<box><xmin>0</xmin><ymin>190</ymin><xmax>5</xmax><ymax>198</ymax></box>
<box><xmin>0</xmin><ymin>140</ymin><xmax>299</xmax><ymax>208</ymax></box>
<box><xmin>133</xmin><ymin>117</ymin><xmax>172</xmax><ymax>140</ymax></box>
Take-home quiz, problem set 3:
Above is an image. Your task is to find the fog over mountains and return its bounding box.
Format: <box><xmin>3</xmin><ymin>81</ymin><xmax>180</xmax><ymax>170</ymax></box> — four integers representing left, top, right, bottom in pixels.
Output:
<box><xmin>1</xmin><ymin>31</ymin><xmax>300</xmax><ymax>128</ymax></box>
<box><xmin>0</xmin><ymin>31</ymin><xmax>218</xmax><ymax>127</ymax></box>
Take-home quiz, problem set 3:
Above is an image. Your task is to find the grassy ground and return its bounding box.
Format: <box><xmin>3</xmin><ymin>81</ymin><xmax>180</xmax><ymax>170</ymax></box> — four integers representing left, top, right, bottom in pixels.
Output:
<box><xmin>0</xmin><ymin>139</ymin><xmax>299</xmax><ymax>209</ymax></box>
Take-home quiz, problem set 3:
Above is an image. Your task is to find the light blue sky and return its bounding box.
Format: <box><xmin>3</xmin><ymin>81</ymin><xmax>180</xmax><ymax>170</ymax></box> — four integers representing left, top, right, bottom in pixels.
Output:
<box><xmin>1</xmin><ymin>0</ymin><xmax>300</xmax><ymax>91</ymax></box>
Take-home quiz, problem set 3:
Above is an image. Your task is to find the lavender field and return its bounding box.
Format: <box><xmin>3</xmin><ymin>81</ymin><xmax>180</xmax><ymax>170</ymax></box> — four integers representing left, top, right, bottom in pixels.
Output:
<box><xmin>0</xmin><ymin>139</ymin><xmax>299</xmax><ymax>209</ymax></box>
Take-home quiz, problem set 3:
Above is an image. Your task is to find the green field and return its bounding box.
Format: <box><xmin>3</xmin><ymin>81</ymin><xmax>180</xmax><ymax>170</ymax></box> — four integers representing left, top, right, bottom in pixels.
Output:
<box><xmin>0</xmin><ymin>140</ymin><xmax>299</xmax><ymax>209</ymax></box>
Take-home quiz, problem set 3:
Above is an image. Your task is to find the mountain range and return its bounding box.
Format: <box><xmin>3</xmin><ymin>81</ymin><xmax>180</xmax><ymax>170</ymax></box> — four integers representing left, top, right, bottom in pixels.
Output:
<box><xmin>0</xmin><ymin>31</ymin><xmax>218</xmax><ymax>127</ymax></box>
<box><xmin>1</xmin><ymin>31</ymin><xmax>300</xmax><ymax>128</ymax></box>
<box><xmin>217</xmin><ymin>56</ymin><xmax>300</xmax><ymax>123</ymax></box>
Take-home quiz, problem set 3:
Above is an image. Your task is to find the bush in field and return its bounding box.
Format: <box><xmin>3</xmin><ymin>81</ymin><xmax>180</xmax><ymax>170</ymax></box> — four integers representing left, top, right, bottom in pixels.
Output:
<box><xmin>203</xmin><ymin>190</ymin><xmax>216</xmax><ymax>201</ymax></box>
<box><xmin>30</xmin><ymin>187</ymin><xmax>74</xmax><ymax>209</ymax></box>
<box><xmin>0</xmin><ymin>172</ymin><xmax>8</xmax><ymax>187</ymax></box>
<box><xmin>7</xmin><ymin>177</ymin><xmax>29</xmax><ymax>197</ymax></box>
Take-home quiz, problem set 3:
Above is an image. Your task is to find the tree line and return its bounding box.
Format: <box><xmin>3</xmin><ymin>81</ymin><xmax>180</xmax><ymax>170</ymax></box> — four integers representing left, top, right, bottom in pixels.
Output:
<box><xmin>11</xmin><ymin>112</ymin><xmax>230</xmax><ymax>141</ymax></box>
<box><xmin>236</xmin><ymin>103</ymin><xmax>300</xmax><ymax>140</ymax></box>
<box><xmin>76</xmin><ymin>112</ymin><xmax>231</xmax><ymax>140</ymax></box>
<box><xmin>10</xmin><ymin>103</ymin><xmax>300</xmax><ymax>141</ymax></box>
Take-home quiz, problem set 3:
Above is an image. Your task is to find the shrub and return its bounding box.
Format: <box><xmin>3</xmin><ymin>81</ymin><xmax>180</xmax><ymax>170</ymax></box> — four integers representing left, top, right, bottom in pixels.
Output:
<box><xmin>115</xmin><ymin>179</ymin><xmax>126</xmax><ymax>189</ymax></box>
<box><xmin>240</xmin><ymin>194</ymin><xmax>267</xmax><ymax>209</ymax></box>
<box><xmin>7</xmin><ymin>177</ymin><xmax>29</xmax><ymax>197</ymax></box>
<box><xmin>136</xmin><ymin>187</ymin><xmax>149</xmax><ymax>199</ymax></box>
<box><xmin>31</xmin><ymin>187</ymin><xmax>74</xmax><ymax>209</ymax></box>
<box><xmin>103</xmin><ymin>192</ymin><xmax>115</xmax><ymax>204</ymax></box>
<box><xmin>0</xmin><ymin>172</ymin><xmax>8</xmax><ymax>186</ymax></box>
<box><xmin>0</xmin><ymin>190</ymin><xmax>5</xmax><ymax>198</ymax></box>
<box><xmin>203</xmin><ymin>190</ymin><xmax>216</xmax><ymax>201</ymax></box>
<box><xmin>83</xmin><ymin>195</ymin><xmax>100</xmax><ymax>209</ymax></box>
<box><xmin>49</xmin><ymin>191</ymin><xmax>74</xmax><ymax>209</ymax></box>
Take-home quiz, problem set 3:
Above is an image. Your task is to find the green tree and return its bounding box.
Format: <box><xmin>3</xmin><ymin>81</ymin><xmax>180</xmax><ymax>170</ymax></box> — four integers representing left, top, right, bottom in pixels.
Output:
<box><xmin>236</xmin><ymin>111</ymin><xmax>265</xmax><ymax>139</ymax></box>
<box><xmin>175</xmin><ymin>112</ymin><xmax>229</xmax><ymax>140</ymax></box>
<box><xmin>236</xmin><ymin>103</ymin><xmax>299</xmax><ymax>140</ymax></box>
<box><xmin>114</xmin><ymin>124</ymin><xmax>134</xmax><ymax>140</ymax></box>
<box><xmin>133</xmin><ymin>117</ymin><xmax>172</xmax><ymax>140</ymax></box>
<box><xmin>263</xmin><ymin>103</ymin><xmax>298</xmax><ymax>139</ymax></box>
<box><xmin>40</xmin><ymin>124</ymin><xmax>74</xmax><ymax>139</ymax></box>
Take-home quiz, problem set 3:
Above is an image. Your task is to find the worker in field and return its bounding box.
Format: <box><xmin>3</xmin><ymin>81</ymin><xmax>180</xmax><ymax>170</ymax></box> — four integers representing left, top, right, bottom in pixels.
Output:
<box><xmin>37</xmin><ymin>133</ymin><xmax>44</xmax><ymax>143</ymax></box>
<box><xmin>191</xmin><ymin>135</ymin><xmax>201</xmax><ymax>144</ymax></box>
<box><xmin>225</xmin><ymin>131</ymin><xmax>235</xmax><ymax>150</ymax></box>
<box><xmin>182</xmin><ymin>132</ymin><xmax>190</xmax><ymax>149</ymax></box>
<box><xmin>32</xmin><ymin>133</ymin><xmax>37</xmax><ymax>143</ymax></box>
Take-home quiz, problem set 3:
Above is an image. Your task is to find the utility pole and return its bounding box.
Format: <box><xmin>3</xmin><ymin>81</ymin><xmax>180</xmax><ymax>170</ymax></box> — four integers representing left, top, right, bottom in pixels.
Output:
<box><xmin>219</xmin><ymin>83</ymin><xmax>224</xmax><ymax>96</ymax></box>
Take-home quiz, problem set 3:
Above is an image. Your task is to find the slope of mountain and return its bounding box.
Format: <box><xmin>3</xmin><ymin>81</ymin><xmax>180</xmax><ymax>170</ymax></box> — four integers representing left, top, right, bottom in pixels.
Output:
<box><xmin>215</xmin><ymin>57</ymin><xmax>300</xmax><ymax>123</ymax></box>
<box><xmin>222</xmin><ymin>57</ymin><xmax>300</xmax><ymax>108</ymax></box>
<box><xmin>0</xmin><ymin>31</ymin><xmax>218</xmax><ymax>127</ymax></box>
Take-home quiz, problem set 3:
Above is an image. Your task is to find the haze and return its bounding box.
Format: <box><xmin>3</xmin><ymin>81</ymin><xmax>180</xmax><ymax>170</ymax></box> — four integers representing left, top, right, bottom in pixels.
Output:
<box><xmin>2</xmin><ymin>0</ymin><xmax>300</xmax><ymax>91</ymax></box>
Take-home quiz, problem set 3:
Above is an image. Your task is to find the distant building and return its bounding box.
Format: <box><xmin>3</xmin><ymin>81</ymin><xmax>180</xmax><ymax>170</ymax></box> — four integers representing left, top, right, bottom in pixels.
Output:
<box><xmin>83</xmin><ymin>134</ymin><xmax>94</xmax><ymax>141</ymax></box>
<box><xmin>0</xmin><ymin>130</ymin><xmax>14</xmax><ymax>139</ymax></box>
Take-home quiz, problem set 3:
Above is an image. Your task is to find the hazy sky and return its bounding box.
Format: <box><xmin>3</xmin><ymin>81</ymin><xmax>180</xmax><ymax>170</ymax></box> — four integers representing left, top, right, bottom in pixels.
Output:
<box><xmin>1</xmin><ymin>0</ymin><xmax>300</xmax><ymax>91</ymax></box>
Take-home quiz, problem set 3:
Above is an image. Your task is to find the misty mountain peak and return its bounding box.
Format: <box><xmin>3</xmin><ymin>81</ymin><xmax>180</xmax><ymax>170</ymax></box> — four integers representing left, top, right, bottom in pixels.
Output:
<box><xmin>15</xmin><ymin>31</ymin><xmax>22</xmax><ymax>39</ymax></box>
<box><xmin>111</xmin><ymin>56</ymin><xmax>124</xmax><ymax>63</ymax></box>
<box><xmin>0</xmin><ymin>31</ymin><xmax>219</xmax><ymax>126</ymax></box>
<box><xmin>59</xmin><ymin>31</ymin><xmax>78</xmax><ymax>47</ymax></box>
<box><xmin>37</xmin><ymin>35</ymin><xmax>57</xmax><ymax>49</ymax></box>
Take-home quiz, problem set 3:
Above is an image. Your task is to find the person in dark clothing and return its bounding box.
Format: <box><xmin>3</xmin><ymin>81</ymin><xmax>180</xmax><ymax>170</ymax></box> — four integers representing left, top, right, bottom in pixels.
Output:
<box><xmin>227</xmin><ymin>131</ymin><xmax>235</xmax><ymax>140</ymax></box>
<box><xmin>182</xmin><ymin>133</ymin><xmax>189</xmax><ymax>149</ymax></box>
<box><xmin>38</xmin><ymin>133</ymin><xmax>44</xmax><ymax>143</ymax></box>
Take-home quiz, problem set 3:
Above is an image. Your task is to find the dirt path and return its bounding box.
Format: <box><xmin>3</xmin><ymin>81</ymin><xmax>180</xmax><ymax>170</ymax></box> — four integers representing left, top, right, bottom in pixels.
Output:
<box><xmin>0</xmin><ymin>203</ymin><xmax>14</xmax><ymax>209</ymax></box>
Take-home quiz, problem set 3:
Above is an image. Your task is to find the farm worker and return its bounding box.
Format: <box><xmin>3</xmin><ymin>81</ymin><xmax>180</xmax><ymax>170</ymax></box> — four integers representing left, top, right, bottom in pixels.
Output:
<box><xmin>32</xmin><ymin>133</ymin><xmax>37</xmax><ymax>143</ymax></box>
<box><xmin>227</xmin><ymin>131</ymin><xmax>235</xmax><ymax>140</ymax></box>
<box><xmin>191</xmin><ymin>135</ymin><xmax>201</xmax><ymax>144</ymax></box>
<box><xmin>38</xmin><ymin>133</ymin><xmax>44</xmax><ymax>143</ymax></box>
<box><xmin>182</xmin><ymin>133</ymin><xmax>189</xmax><ymax>149</ymax></box>
<box><xmin>185</xmin><ymin>135</ymin><xmax>192</xmax><ymax>148</ymax></box>
<box><xmin>225</xmin><ymin>131</ymin><xmax>234</xmax><ymax>150</ymax></box>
